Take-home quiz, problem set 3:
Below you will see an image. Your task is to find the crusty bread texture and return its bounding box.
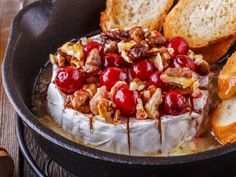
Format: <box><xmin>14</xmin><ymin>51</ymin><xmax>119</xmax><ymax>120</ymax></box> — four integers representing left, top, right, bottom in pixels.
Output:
<box><xmin>218</xmin><ymin>51</ymin><xmax>236</xmax><ymax>100</ymax></box>
<box><xmin>100</xmin><ymin>0</ymin><xmax>174</xmax><ymax>31</ymax></box>
<box><xmin>193</xmin><ymin>36</ymin><xmax>236</xmax><ymax>64</ymax></box>
<box><xmin>212</xmin><ymin>97</ymin><xmax>236</xmax><ymax>144</ymax></box>
<box><xmin>164</xmin><ymin>0</ymin><xmax>236</xmax><ymax>48</ymax></box>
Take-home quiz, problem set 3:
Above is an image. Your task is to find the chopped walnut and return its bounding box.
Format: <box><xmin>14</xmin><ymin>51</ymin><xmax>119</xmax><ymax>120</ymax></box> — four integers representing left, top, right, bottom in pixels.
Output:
<box><xmin>118</xmin><ymin>41</ymin><xmax>136</xmax><ymax>53</ymax></box>
<box><xmin>144</xmin><ymin>88</ymin><xmax>162</xmax><ymax>119</ymax></box>
<box><xmin>70</xmin><ymin>58</ymin><xmax>81</xmax><ymax>68</ymax></box>
<box><xmin>83</xmin><ymin>48</ymin><xmax>101</xmax><ymax>74</ymax></box>
<box><xmin>147</xmin><ymin>46</ymin><xmax>167</xmax><ymax>56</ymax></box>
<box><xmin>144</xmin><ymin>30</ymin><xmax>166</xmax><ymax>46</ymax></box>
<box><xmin>121</xmin><ymin>51</ymin><xmax>132</xmax><ymax>63</ymax></box>
<box><xmin>160</xmin><ymin>67</ymin><xmax>201</xmax><ymax>97</ymax></box>
<box><xmin>57</xmin><ymin>42</ymin><xmax>84</xmax><ymax>68</ymax></box>
<box><xmin>129</xmin><ymin>26</ymin><xmax>145</xmax><ymax>43</ymax></box>
<box><xmin>103</xmin><ymin>40</ymin><xmax>118</xmax><ymax>54</ymax></box>
<box><xmin>130</xmin><ymin>78</ymin><xmax>146</xmax><ymax>91</ymax></box>
<box><xmin>162</xmin><ymin>52</ymin><xmax>171</xmax><ymax>62</ymax></box>
<box><xmin>128</xmin><ymin>44</ymin><xmax>148</xmax><ymax>61</ymax></box>
<box><xmin>141</xmin><ymin>85</ymin><xmax>157</xmax><ymax>104</ymax></box>
<box><xmin>50</xmin><ymin>54</ymin><xmax>67</xmax><ymax>68</ymax></box>
<box><xmin>97</xmin><ymin>98</ymin><xmax>114</xmax><ymax>123</ymax></box>
<box><xmin>70</xmin><ymin>89</ymin><xmax>92</xmax><ymax>113</ymax></box>
<box><xmin>100</xmin><ymin>30</ymin><xmax>129</xmax><ymax>42</ymax></box>
<box><xmin>192</xmin><ymin>80</ymin><xmax>201</xmax><ymax>97</ymax></box>
<box><xmin>49</xmin><ymin>54</ymin><xmax>58</xmax><ymax>64</ymax></box>
<box><xmin>150</xmin><ymin>53</ymin><xmax>164</xmax><ymax>72</ymax></box>
<box><xmin>160</xmin><ymin>67</ymin><xmax>198</xmax><ymax>89</ymax></box>
<box><xmin>89</xmin><ymin>86</ymin><xmax>108</xmax><ymax>114</ymax></box>
<box><xmin>136</xmin><ymin>98</ymin><xmax>148</xmax><ymax>120</ymax></box>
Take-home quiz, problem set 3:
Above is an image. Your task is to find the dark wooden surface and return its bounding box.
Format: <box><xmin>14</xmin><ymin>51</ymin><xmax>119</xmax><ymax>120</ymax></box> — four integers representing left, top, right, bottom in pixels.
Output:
<box><xmin>0</xmin><ymin>0</ymin><xmax>76</xmax><ymax>176</ymax></box>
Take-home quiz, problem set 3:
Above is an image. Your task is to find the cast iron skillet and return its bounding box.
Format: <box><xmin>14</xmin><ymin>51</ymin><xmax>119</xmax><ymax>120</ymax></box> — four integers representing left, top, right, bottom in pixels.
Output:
<box><xmin>2</xmin><ymin>0</ymin><xmax>236</xmax><ymax>177</ymax></box>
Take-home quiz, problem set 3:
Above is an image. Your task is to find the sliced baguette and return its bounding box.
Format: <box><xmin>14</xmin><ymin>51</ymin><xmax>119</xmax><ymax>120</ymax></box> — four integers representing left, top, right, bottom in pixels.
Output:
<box><xmin>218</xmin><ymin>51</ymin><xmax>236</xmax><ymax>100</ymax></box>
<box><xmin>212</xmin><ymin>97</ymin><xmax>236</xmax><ymax>144</ymax></box>
<box><xmin>163</xmin><ymin>0</ymin><xmax>236</xmax><ymax>48</ymax></box>
<box><xmin>100</xmin><ymin>0</ymin><xmax>174</xmax><ymax>31</ymax></box>
<box><xmin>193</xmin><ymin>36</ymin><xmax>236</xmax><ymax>64</ymax></box>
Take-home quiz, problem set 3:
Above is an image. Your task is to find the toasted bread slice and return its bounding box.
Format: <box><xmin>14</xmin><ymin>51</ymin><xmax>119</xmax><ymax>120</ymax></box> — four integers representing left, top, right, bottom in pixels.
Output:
<box><xmin>100</xmin><ymin>0</ymin><xmax>174</xmax><ymax>31</ymax></box>
<box><xmin>163</xmin><ymin>0</ymin><xmax>236</xmax><ymax>48</ymax></box>
<box><xmin>193</xmin><ymin>36</ymin><xmax>236</xmax><ymax>64</ymax></box>
<box><xmin>212</xmin><ymin>97</ymin><xmax>236</xmax><ymax>144</ymax></box>
<box><xmin>218</xmin><ymin>51</ymin><xmax>236</xmax><ymax>100</ymax></box>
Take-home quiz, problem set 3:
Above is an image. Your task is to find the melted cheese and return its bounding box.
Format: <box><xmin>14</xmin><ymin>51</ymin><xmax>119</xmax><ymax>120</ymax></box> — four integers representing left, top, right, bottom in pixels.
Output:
<box><xmin>47</xmin><ymin>65</ymin><xmax>209</xmax><ymax>156</ymax></box>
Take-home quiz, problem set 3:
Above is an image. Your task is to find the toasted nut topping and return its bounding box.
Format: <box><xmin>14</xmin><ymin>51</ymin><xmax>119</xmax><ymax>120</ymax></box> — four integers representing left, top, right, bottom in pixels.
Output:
<box><xmin>145</xmin><ymin>30</ymin><xmax>166</xmax><ymax>46</ymax></box>
<box><xmin>151</xmin><ymin>53</ymin><xmax>164</xmax><ymax>72</ymax></box>
<box><xmin>83</xmin><ymin>48</ymin><xmax>101</xmax><ymax>74</ymax></box>
<box><xmin>58</xmin><ymin>42</ymin><xmax>84</xmax><ymax>67</ymax></box>
<box><xmin>141</xmin><ymin>85</ymin><xmax>157</xmax><ymax>104</ymax></box>
<box><xmin>144</xmin><ymin>88</ymin><xmax>162</xmax><ymax>119</ymax></box>
<box><xmin>118</xmin><ymin>41</ymin><xmax>136</xmax><ymax>52</ymax></box>
<box><xmin>148</xmin><ymin>47</ymin><xmax>168</xmax><ymax>56</ymax></box>
<box><xmin>129</xmin><ymin>26</ymin><xmax>145</xmax><ymax>43</ymax></box>
<box><xmin>160</xmin><ymin>67</ymin><xmax>198</xmax><ymax>89</ymax></box>
<box><xmin>104</xmin><ymin>40</ymin><xmax>118</xmax><ymax>54</ymax></box>
<box><xmin>97</xmin><ymin>98</ymin><xmax>114</xmax><ymax>123</ymax></box>
<box><xmin>90</xmin><ymin>86</ymin><xmax>108</xmax><ymax>114</ymax></box>
<box><xmin>71</xmin><ymin>89</ymin><xmax>92</xmax><ymax>113</ymax></box>
<box><xmin>121</xmin><ymin>51</ymin><xmax>132</xmax><ymax>63</ymax></box>
<box><xmin>128</xmin><ymin>44</ymin><xmax>148</xmax><ymax>61</ymax></box>
<box><xmin>130</xmin><ymin>78</ymin><xmax>146</xmax><ymax>91</ymax></box>
<box><xmin>101</xmin><ymin>30</ymin><xmax>129</xmax><ymax>42</ymax></box>
<box><xmin>49</xmin><ymin>54</ymin><xmax>58</xmax><ymax>64</ymax></box>
<box><xmin>136</xmin><ymin>98</ymin><xmax>148</xmax><ymax>120</ymax></box>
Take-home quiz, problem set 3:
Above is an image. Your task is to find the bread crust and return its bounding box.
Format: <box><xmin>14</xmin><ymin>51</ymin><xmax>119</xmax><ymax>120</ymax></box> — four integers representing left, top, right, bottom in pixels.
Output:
<box><xmin>163</xmin><ymin>0</ymin><xmax>236</xmax><ymax>48</ymax></box>
<box><xmin>100</xmin><ymin>0</ymin><xmax>174</xmax><ymax>31</ymax></box>
<box><xmin>211</xmin><ymin>98</ymin><xmax>236</xmax><ymax>144</ymax></box>
<box><xmin>193</xmin><ymin>36</ymin><xmax>236</xmax><ymax>64</ymax></box>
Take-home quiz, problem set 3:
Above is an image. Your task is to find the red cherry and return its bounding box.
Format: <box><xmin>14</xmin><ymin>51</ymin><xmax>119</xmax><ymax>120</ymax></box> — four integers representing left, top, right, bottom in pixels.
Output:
<box><xmin>55</xmin><ymin>66</ymin><xmax>84</xmax><ymax>94</ymax></box>
<box><xmin>100</xmin><ymin>67</ymin><xmax>128</xmax><ymax>90</ymax></box>
<box><xmin>163</xmin><ymin>90</ymin><xmax>188</xmax><ymax>115</ymax></box>
<box><xmin>148</xmin><ymin>71</ymin><xmax>165</xmax><ymax>89</ymax></box>
<box><xmin>84</xmin><ymin>41</ymin><xmax>103</xmax><ymax>58</ymax></box>
<box><xmin>103</xmin><ymin>53</ymin><xmax>124</xmax><ymax>67</ymax></box>
<box><xmin>172</xmin><ymin>55</ymin><xmax>195</xmax><ymax>70</ymax></box>
<box><xmin>167</xmin><ymin>37</ymin><xmax>189</xmax><ymax>56</ymax></box>
<box><xmin>113</xmin><ymin>85</ymin><xmax>139</xmax><ymax>116</ymax></box>
<box><xmin>131</xmin><ymin>59</ymin><xmax>154</xmax><ymax>81</ymax></box>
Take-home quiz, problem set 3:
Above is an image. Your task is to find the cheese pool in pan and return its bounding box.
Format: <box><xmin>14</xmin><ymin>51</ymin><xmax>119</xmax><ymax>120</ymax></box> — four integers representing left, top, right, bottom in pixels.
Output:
<box><xmin>47</xmin><ymin>27</ymin><xmax>211</xmax><ymax>156</ymax></box>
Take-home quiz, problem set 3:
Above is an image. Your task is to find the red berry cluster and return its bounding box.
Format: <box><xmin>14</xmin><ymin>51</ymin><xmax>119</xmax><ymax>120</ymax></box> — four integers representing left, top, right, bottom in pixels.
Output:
<box><xmin>54</xmin><ymin>28</ymin><xmax>207</xmax><ymax>117</ymax></box>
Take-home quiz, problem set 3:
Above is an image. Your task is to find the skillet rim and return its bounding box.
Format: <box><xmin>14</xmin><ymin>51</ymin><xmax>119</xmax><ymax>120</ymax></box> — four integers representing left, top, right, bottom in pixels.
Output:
<box><xmin>2</xmin><ymin>1</ymin><xmax>236</xmax><ymax>167</ymax></box>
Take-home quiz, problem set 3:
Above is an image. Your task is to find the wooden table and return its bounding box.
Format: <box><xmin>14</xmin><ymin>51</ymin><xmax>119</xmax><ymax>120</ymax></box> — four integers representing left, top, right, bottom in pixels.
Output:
<box><xmin>0</xmin><ymin>0</ymin><xmax>75</xmax><ymax>176</ymax></box>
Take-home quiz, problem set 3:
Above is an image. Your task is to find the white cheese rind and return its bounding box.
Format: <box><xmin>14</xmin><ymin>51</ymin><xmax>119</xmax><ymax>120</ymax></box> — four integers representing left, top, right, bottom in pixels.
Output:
<box><xmin>47</xmin><ymin>42</ymin><xmax>209</xmax><ymax>156</ymax></box>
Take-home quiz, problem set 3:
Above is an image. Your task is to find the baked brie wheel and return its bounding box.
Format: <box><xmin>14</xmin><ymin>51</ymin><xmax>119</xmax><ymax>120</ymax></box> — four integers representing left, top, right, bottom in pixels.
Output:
<box><xmin>47</xmin><ymin>27</ymin><xmax>211</xmax><ymax>156</ymax></box>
